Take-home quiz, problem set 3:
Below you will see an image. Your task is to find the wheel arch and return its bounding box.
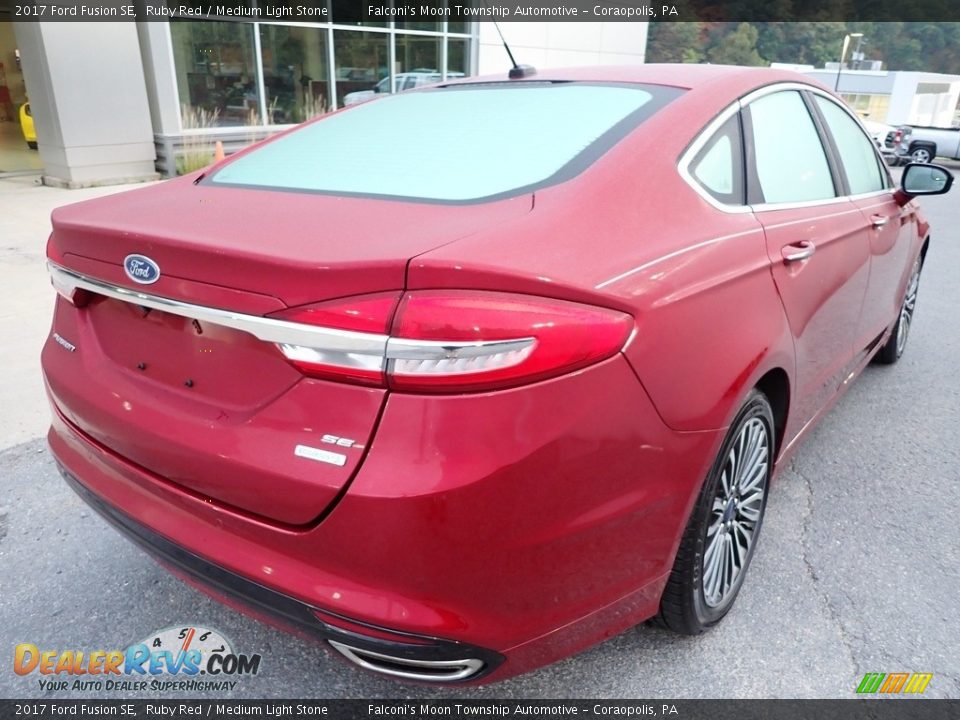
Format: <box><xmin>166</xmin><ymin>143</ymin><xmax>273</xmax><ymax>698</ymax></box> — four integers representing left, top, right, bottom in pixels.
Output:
<box><xmin>910</xmin><ymin>140</ymin><xmax>937</xmax><ymax>157</ymax></box>
<box><xmin>753</xmin><ymin>368</ymin><xmax>790</xmax><ymax>458</ymax></box>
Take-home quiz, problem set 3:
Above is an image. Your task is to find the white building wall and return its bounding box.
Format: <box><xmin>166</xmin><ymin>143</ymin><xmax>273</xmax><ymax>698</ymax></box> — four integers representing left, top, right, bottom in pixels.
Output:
<box><xmin>137</xmin><ymin>23</ymin><xmax>183</xmax><ymax>136</ymax></box>
<box><xmin>477</xmin><ymin>22</ymin><xmax>647</xmax><ymax>75</ymax></box>
<box><xmin>14</xmin><ymin>22</ymin><xmax>157</xmax><ymax>187</ymax></box>
<box><xmin>777</xmin><ymin>65</ymin><xmax>960</xmax><ymax>127</ymax></box>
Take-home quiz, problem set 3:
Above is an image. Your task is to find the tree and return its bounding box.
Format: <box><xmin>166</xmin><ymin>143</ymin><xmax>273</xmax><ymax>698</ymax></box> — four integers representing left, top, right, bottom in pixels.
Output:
<box><xmin>755</xmin><ymin>22</ymin><xmax>848</xmax><ymax>67</ymax></box>
<box><xmin>645</xmin><ymin>22</ymin><xmax>705</xmax><ymax>63</ymax></box>
<box><xmin>706</xmin><ymin>23</ymin><xmax>765</xmax><ymax>66</ymax></box>
<box><xmin>645</xmin><ymin>21</ymin><xmax>960</xmax><ymax>74</ymax></box>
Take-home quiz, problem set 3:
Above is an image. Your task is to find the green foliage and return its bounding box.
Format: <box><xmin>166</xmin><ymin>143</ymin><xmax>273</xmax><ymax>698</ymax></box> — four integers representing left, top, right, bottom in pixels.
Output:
<box><xmin>646</xmin><ymin>22</ymin><xmax>960</xmax><ymax>74</ymax></box>
<box><xmin>707</xmin><ymin>23</ymin><xmax>765</xmax><ymax>66</ymax></box>
<box><xmin>646</xmin><ymin>22</ymin><xmax>705</xmax><ymax>63</ymax></box>
<box><xmin>176</xmin><ymin>105</ymin><xmax>218</xmax><ymax>176</ymax></box>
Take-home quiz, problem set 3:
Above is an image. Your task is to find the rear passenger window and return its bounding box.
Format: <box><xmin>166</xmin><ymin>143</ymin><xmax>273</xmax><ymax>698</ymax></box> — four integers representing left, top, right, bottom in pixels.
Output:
<box><xmin>814</xmin><ymin>96</ymin><xmax>886</xmax><ymax>195</ymax></box>
<box><xmin>690</xmin><ymin>114</ymin><xmax>744</xmax><ymax>205</ymax></box>
<box><xmin>746</xmin><ymin>91</ymin><xmax>836</xmax><ymax>205</ymax></box>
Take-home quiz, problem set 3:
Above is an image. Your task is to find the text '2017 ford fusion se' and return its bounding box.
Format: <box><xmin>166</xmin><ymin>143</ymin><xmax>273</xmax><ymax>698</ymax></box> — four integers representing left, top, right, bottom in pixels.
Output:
<box><xmin>41</xmin><ymin>65</ymin><xmax>953</xmax><ymax>683</ymax></box>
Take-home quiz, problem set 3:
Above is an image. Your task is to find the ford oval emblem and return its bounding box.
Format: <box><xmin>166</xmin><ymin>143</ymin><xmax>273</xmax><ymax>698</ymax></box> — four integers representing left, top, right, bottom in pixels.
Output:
<box><xmin>123</xmin><ymin>254</ymin><xmax>161</xmax><ymax>285</ymax></box>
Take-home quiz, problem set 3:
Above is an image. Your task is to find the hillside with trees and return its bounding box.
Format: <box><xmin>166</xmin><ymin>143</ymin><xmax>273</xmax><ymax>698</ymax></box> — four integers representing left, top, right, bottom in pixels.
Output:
<box><xmin>647</xmin><ymin>22</ymin><xmax>960</xmax><ymax>73</ymax></box>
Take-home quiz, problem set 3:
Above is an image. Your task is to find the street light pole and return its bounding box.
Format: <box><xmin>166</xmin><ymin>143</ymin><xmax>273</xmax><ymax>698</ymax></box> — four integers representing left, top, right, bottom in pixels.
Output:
<box><xmin>835</xmin><ymin>32</ymin><xmax>864</xmax><ymax>92</ymax></box>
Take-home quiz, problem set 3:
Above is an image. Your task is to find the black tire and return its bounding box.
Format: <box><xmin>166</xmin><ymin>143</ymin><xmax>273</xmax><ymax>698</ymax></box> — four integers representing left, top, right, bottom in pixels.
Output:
<box><xmin>910</xmin><ymin>145</ymin><xmax>934</xmax><ymax>163</ymax></box>
<box><xmin>657</xmin><ymin>389</ymin><xmax>775</xmax><ymax>635</ymax></box>
<box><xmin>875</xmin><ymin>255</ymin><xmax>922</xmax><ymax>365</ymax></box>
<box><xmin>27</xmin><ymin>141</ymin><xmax>38</xmax><ymax>150</ymax></box>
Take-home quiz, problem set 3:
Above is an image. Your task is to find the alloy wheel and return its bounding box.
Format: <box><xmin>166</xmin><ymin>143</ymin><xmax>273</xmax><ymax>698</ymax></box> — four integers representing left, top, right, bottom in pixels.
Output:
<box><xmin>896</xmin><ymin>259</ymin><xmax>921</xmax><ymax>357</ymax></box>
<box><xmin>702</xmin><ymin>417</ymin><xmax>770</xmax><ymax>608</ymax></box>
<box><xmin>912</xmin><ymin>148</ymin><xmax>931</xmax><ymax>163</ymax></box>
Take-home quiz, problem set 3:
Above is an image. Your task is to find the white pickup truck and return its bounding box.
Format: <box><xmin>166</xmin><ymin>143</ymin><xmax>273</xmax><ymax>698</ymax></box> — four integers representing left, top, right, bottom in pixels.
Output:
<box><xmin>895</xmin><ymin>125</ymin><xmax>960</xmax><ymax>163</ymax></box>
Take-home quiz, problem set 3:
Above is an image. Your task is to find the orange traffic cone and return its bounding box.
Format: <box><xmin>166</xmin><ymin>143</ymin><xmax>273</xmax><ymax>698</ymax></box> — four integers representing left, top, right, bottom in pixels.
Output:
<box><xmin>214</xmin><ymin>140</ymin><xmax>225</xmax><ymax>162</ymax></box>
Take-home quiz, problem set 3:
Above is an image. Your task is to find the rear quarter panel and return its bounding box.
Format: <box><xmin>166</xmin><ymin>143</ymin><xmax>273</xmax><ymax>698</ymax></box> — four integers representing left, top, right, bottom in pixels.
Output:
<box><xmin>409</xmin><ymin>79</ymin><xmax>796</xmax><ymax>434</ymax></box>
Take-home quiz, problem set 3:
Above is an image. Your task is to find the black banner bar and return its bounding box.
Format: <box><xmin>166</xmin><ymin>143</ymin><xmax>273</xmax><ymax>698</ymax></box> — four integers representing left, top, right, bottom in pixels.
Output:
<box><xmin>0</xmin><ymin>700</ymin><xmax>958</xmax><ymax>720</ymax></box>
<box><xmin>4</xmin><ymin>0</ymin><xmax>960</xmax><ymax>22</ymax></box>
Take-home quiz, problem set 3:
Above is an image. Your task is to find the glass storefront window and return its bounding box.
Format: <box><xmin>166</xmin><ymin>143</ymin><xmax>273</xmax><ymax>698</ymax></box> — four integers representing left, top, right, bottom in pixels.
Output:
<box><xmin>840</xmin><ymin>93</ymin><xmax>891</xmax><ymax>122</ymax></box>
<box><xmin>395</xmin><ymin>21</ymin><xmax>442</xmax><ymax>32</ymax></box>
<box><xmin>449</xmin><ymin>0</ymin><xmax>472</xmax><ymax>32</ymax></box>
<box><xmin>395</xmin><ymin>0</ymin><xmax>442</xmax><ymax>32</ymax></box>
<box><xmin>334</xmin><ymin>30</ymin><xmax>389</xmax><ymax>108</ymax></box>
<box><xmin>172</xmin><ymin>21</ymin><xmax>474</xmax><ymax>125</ymax></box>
<box><xmin>259</xmin><ymin>25</ymin><xmax>329</xmax><ymax>124</ymax></box>
<box><xmin>171</xmin><ymin>20</ymin><xmax>261</xmax><ymax>127</ymax></box>
<box><xmin>447</xmin><ymin>38</ymin><xmax>469</xmax><ymax>77</ymax></box>
<box><xmin>394</xmin><ymin>35</ymin><xmax>442</xmax><ymax>90</ymax></box>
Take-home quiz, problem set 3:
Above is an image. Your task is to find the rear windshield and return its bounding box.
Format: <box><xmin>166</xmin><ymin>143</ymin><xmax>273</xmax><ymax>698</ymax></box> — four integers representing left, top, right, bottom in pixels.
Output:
<box><xmin>208</xmin><ymin>82</ymin><xmax>682</xmax><ymax>203</ymax></box>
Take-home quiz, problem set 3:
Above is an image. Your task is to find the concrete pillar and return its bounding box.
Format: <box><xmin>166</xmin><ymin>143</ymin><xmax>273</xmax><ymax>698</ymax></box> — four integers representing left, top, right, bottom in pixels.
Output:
<box><xmin>13</xmin><ymin>22</ymin><xmax>157</xmax><ymax>188</ymax></box>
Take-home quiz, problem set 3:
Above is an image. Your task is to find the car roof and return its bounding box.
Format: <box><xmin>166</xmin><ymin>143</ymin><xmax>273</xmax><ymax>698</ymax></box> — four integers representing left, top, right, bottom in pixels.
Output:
<box><xmin>440</xmin><ymin>63</ymin><xmax>829</xmax><ymax>95</ymax></box>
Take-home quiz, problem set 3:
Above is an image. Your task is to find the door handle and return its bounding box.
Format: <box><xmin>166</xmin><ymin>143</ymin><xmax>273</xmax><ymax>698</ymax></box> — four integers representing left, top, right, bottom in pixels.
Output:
<box><xmin>781</xmin><ymin>240</ymin><xmax>816</xmax><ymax>263</ymax></box>
<box><xmin>870</xmin><ymin>214</ymin><xmax>889</xmax><ymax>229</ymax></box>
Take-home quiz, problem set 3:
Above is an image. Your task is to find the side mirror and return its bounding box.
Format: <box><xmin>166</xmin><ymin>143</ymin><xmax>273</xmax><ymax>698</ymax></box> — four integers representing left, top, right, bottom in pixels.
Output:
<box><xmin>901</xmin><ymin>162</ymin><xmax>954</xmax><ymax>197</ymax></box>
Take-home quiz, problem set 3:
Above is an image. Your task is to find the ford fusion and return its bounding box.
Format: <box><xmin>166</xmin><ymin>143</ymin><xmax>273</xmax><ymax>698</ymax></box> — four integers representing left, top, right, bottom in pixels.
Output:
<box><xmin>42</xmin><ymin>66</ymin><xmax>953</xmax><ymax>683</ymax></box>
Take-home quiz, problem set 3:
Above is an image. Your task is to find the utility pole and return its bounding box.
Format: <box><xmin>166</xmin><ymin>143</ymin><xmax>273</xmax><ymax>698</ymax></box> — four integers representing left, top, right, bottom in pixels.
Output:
<box><xmin>835</xmin><ymin>32</ymin><xmax>864</xmax><ymax>92</ymax></box>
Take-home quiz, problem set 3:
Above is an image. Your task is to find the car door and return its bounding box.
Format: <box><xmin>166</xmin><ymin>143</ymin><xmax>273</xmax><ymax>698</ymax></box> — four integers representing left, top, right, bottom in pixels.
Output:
<box><xmin>811</xmin><ymin>95</ymin><xmax>917</xmax><ymax>355</ymax></box>
<box><xmin>744</xmin><ymin>88</ymin><xmax>872</xmax><ymax>434</ymax></box>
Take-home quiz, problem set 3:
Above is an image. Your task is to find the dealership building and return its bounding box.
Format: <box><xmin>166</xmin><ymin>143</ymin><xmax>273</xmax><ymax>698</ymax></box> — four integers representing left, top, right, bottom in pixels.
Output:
<box><xmin>771</xmin><ymin>62</ymin><xmax>960</xmax><ymax>128</ymax></box>
<box><xmin>0</xmin><ymin>15</ymin><xmax>648</xmax><ymax>185</ymax></box>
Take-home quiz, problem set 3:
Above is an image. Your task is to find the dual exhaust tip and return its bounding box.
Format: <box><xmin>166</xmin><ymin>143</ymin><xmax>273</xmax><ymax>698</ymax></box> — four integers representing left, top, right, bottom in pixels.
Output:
<box><xmin>328</xmin><ymin>640</ymin><xmax>485</xmax><ymax>683</ymax></box>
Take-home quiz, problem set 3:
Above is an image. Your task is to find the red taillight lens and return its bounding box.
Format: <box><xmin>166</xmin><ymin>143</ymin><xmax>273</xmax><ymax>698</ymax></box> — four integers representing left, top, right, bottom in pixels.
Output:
<box><xmin>47</xmin><ymin>240</ymin><xmax>90</xmax><ymax>306</ymax></box>
<box><xmin>387</xmin><ymin>291</ymin><xmax>633</xmax><ymax>392</ymax></box>
<box><xmin>274</xmin><ymin>293</ymin><xmax>398</xmax><ymax>335</ymax></box>
<box><xmin>894</xmin><ymin>129</ymin><xmax>903</xmax><ymax>144</ymax></box>
<box><xmin>269</xmin><ymin>293</ymin><xmax>399</xmax><ymax>386</ymax></box>
<box><xmin>269</xmin><ymin>291</ymin><xmax>632</xmax><ymax>393</ymax></box>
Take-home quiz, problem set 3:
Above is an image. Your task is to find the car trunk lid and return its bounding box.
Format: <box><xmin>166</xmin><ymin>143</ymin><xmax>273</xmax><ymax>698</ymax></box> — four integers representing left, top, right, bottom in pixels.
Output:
<box><xmin>44</xmin><ymin>180</ymin><xmax>532</xmax><ymax>524</ymax></box>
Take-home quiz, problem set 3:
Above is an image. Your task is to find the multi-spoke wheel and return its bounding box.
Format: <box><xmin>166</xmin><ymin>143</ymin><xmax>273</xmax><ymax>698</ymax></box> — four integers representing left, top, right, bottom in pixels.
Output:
<box><xmin>657</xmin><ymin>390</ymin><xmax>774</xmax><ymax>634</ymax></box>
<box><xmin>876</xmin><ymin>256</ymin><xmax>922</xmax><ymax>365</ymax></box>
<box><xmin>702</xmin><ymin>417</ymin><xmax>768</xmax><ymax>608</ymax></box>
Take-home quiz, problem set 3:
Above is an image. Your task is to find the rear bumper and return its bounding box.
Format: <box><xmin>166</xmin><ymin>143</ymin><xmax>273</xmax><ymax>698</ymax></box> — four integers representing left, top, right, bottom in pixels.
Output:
<box><xmin>46</xmin><ymin>354</ymin><xmax>722</xmax><ymax>682</ymax></box>
<box><xmin>57</xmin><ymin>461</ymin><xmax>502</xmax><ymax>682</ymax></box>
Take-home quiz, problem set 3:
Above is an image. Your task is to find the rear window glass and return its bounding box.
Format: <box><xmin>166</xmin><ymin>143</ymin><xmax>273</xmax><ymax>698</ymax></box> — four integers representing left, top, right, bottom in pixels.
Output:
<box><xmin>208</xmin><ymin>83</ymin><xmax>681</xmax><ymax>203</ymax></box>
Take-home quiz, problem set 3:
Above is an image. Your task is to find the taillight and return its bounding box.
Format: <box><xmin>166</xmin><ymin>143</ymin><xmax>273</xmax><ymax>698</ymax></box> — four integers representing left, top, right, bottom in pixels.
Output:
<box><xmin>50</xmin><ymin>270</ymin><xmax>90</xmax><ymax>306</ymax></box>
<box><xmin>47</xmin><ymin>243</ymin><xmax>90</xmax><ymax>306</ymax></box>
<box><xmin>387</xmin><ymin>291</ymin><xmax>632</xmax><ymax>392</ymax></box>
<box><xmin>271</xmin><ymin>291</ymin><xmax>632</xmax><ymax>393</ymax></box>
<box><xmin>269</xmin><ymin>293</ymin><xmax>399</xmax><ymax>386</ymax></box>
<box><xmin>894</xmin><ymin>129</ymin><xmax>903</xmax><ymax>145</ymax></box>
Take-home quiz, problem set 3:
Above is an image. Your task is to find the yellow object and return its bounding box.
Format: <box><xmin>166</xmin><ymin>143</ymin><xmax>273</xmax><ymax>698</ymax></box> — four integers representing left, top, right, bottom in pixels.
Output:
<box><xmin>20</xmin><ymin>102</ymin><xmax>37</xmax><ymax>148</ymax></box>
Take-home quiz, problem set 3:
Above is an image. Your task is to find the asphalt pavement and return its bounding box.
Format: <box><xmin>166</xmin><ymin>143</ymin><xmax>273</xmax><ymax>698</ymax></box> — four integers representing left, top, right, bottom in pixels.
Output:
<box><xmin>0</xmin><ymin>174</ymin><xmax>957</xmax><ymax>699</ymax></box>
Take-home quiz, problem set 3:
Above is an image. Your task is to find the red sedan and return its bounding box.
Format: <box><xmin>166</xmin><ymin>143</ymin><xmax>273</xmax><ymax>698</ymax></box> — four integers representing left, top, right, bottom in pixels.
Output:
<box><xmin>41</xmin><ymin>65</ymin><xmax>952</xmax><ymax>683</ymax></box>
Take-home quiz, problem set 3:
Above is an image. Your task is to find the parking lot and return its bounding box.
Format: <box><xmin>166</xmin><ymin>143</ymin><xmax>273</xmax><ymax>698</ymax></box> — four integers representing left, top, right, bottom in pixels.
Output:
<box><xmin>0</xmin><ymin>169</ymin><xmax>957</xmax><ymax>699</ymax></box>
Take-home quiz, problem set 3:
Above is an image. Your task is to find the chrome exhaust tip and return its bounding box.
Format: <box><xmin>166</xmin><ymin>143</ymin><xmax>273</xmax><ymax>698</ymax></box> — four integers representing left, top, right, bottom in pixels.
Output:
<box><xmin>328</xmin><ymin>640</ymin><xmax>485</xmax><ymax>682</ymax></box>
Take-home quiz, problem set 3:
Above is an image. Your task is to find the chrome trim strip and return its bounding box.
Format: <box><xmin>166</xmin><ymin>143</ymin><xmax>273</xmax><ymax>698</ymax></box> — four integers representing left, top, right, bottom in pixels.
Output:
<box><xmin>761</xmin><ymin>207</ymin><xmax>862</xmax><ymax>230</ymax></box>
<box><xmin>328</xmin><ymin>640</ymin><xmax>484</xmax><ymax>682</ymax></box>
<box><xmin>846</xmin><ymin>188</ymin><xmax>894</xmax><ymax>202</ymax></box>
<box><xmin>49</xmin><ymin>261</ymin><xmax>540</xmax><ymax>377</ymax></box>
<box><xmin>790</xmin><ymin>87</ymin><xmax>895</xmax><ymax>191</ymax></box>
<box><xmin>749</xmin><ymin>197</ymin><xmax>852</xmax><ymax>212</ymax></box>
<box><xmin>676</xmin><ymin>100</ymin><xmax>753</xmax><ymax>215</ymax></box>
<box><xmin>47</xmin><ymin>261</ymin><xmax>389</xmax><ymax>371</ymax></box>
<box><xmin>385</xmin><ymin>336</ymin><xmax>535</xmax><ymax>361</ymax></box>
<box><xmin>678</xmin><ymin>81</ymin><xmax>896</xmax><ymax>215</ymax></box>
